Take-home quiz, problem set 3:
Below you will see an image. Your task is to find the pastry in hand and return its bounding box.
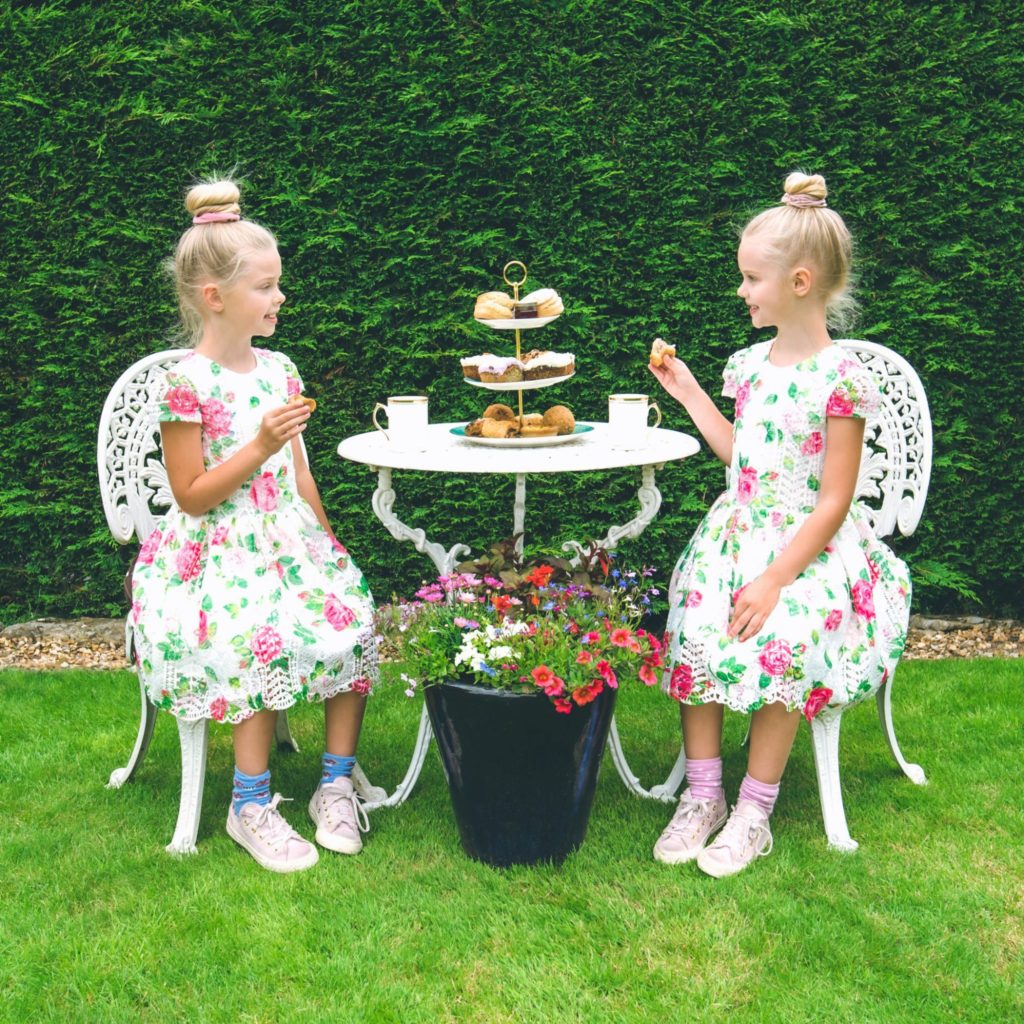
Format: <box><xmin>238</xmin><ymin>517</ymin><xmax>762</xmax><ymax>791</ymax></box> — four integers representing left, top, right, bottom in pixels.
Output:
<box><xmin>474</xmin><ymin>291</ymin><xmax>515</xmax><ymax>320</ymax></box>
<box><xmin>542</xmin><ymin>405</ymin><xmax>576</xmax><ymax>435</ymax></box>
<box><xmin>288</xmin><ymin>393</ymin><xmax>317</xmax><ymax>413</ymax></box>
<box><xmin>649</xmin><ymin>337</ymin><xmax>676</xmax><ymax>368</ymax></box>
<box><xmin>483</xmin><ymin>403</ymin><xmax>516</xmax><ymax>421</ymax></box>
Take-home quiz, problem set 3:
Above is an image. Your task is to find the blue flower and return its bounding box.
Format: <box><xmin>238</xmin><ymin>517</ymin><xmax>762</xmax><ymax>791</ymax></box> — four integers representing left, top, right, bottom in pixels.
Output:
<box><xmin>611</xmin><ymin>569</ymin><xmax>621</xmax><ymax>579</ymax></box>
<box><xmin>542</xmin><ymin>600</ymin><xmax>556</xmax><ymax>611</ymax></box>
<box><xmin>477</xmin><ymin>661</ymin><xmax>497</xmax><ymax>677</ymax></box>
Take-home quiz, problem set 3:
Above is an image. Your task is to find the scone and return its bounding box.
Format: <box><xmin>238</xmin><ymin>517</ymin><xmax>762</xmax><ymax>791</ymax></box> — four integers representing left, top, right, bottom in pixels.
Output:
<box><xmin>542</xmin><ymin>405</ymin><xmax>576</xmax><ymax>435</ymax></box>
<box><xmin>649</xmin><ymin>337</ymin><xmax>676</xmax><ymax>368</ymax></box>
<box><xmin>521</xmin><ymin>288</ymin><xmax>564</xmax><ymax>317</ymax></box>
<box><xmin>288</xmin><ymin>393</ymin><xmax>317</xmax><ymax>413</ymax></box>
<box><xmin>474</xmin><ymin>291</ymin><xmax>514</xmax><ymax>320</ymax></box>
<box><xmin>483</xmin><ymin>403</ymin><xmax>516</xmax><ymax>422</ymax></box>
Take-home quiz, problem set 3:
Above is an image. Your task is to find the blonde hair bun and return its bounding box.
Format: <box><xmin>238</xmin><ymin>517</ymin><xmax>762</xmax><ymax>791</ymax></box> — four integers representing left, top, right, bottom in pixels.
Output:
<box><xmin>782</xmin><ymin>172</ymin><xmax>827</xmax><ymax>203</ymax></box>
<box><xmin>185</xmin><ymin>180</ymin><xmax>242</xmax><ymax>220</ymax></box>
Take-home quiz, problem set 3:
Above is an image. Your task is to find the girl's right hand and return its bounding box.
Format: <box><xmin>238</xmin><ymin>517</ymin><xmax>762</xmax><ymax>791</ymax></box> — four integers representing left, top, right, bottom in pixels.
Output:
<box><xmin>648</xmin><ymin>351</ymin><xmax>698</xmax><ymax>404</ymax></box>
<box><xmin>256</xmin><ymin>402</ymin><xmax>310</xmax><ymax>458</ymax></box>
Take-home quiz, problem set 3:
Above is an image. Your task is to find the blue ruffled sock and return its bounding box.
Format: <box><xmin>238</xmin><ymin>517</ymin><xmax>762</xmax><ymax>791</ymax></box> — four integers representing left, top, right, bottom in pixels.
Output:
<box><xmin>321</xmin><ymin>753</ymin><xmax>356</xmax><ymax>785</ymax></box>
<box><xmin>232</xmin><ymin>767</ymin><xmax>271</xmax><ymax>815</ymax></box>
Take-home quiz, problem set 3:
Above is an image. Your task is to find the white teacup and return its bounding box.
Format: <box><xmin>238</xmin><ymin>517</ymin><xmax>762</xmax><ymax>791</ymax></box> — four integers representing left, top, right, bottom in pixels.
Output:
<box><xmin>608</xmin><ymin>393</ymin><xmax>662</xmax><ymax>450</ymax></box>
<box><xmin>372</xmin><ymin>396</ymin><xmax>428</xmax><ymax>450</ymax></box>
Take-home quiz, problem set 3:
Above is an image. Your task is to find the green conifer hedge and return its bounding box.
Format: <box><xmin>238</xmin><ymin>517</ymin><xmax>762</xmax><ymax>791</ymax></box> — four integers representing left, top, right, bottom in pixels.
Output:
<box><xmin>2</xmin><ymin>1</ymin><xmax>1021</xmax><ymax>620</ymax></box>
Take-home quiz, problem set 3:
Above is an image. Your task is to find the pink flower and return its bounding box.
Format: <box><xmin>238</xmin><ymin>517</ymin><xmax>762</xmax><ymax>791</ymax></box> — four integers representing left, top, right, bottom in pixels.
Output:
<box><xmin>638</xmin><ymin>662</ymin><xmax>658</xmax><ymax>686</ymax></box>
<box><xmin>758</xmin><ymin>639</ymin><xmax>793</xmax><ymax>677</ymax></box>
<box><xmin>543</xmin><ymin>676</ymin><xmax>566</xmax><ymax>698</ymax></box>
<box><xmin>531</xmin><ymin>665</ymin><xmax>556</xmax><ymax>688</ymax></box>
<box><xmin>251</xmin><ymin>625</ymin><xmax>283</xmax><ymax>665</ymax></box>
<box><xmin>826</xmin><ymin>387</ymin><xmax>855</xmax><ymax>417</ymax></box>
<box><xmin>685</xmin><ymin>590</ymin><xmax>702</xmax><ymax>609</ymax></box>
<box><xmin>331</xmin><ymin>536</ymin><xmax>349</xmax><ymax>557</ymax></box>
<box><xmin>736</xmin><ymin>465</ymin><xmax>759</xmax><ymax>505</ymax></box>
<box><xmin>585</xmin><ymin>631</ymin><xmax>601</xmax><ymax>644</ymax></box>
<box><xmin>801</xmin><ymin>431</ymin><xmax>824</xmax><ymax>456</ymax></box>
<box><xmin>175</xmin><ymin>541</ymin><xmax>203</xmax><ymax>582</ymax></box>
<box><xmin>250</xmin><ymin>472</ymin><xmax>279</xmax><ymax>513</ymax></box>
<box><xmin>731</xmin><ymin>584</ymin><xmax>748</xmax><ymax>607</ymax></box>
<box><xmin>669</xmin><ymin>664</ymin><xmax>694</xmax><ymax>701</ymax></box>
<box><xmin>200</xmin><ymin>398</ymin><xmax>232</xmax><ymax>440</ymax></box>
<box><xmin>595</xmin><ymin>660</ymin><xmax>617</xmax><ymax>688</ymax></box>
<box><xmin>802</xmin><ymin>687</ymin><xmax>833</xmax><ymax>722</ymax></box>
<box><xmin>165</xmin><ymin>385</ymin><xmax>199</xmax><ymax>418</ymax></box>
<box><xmin>210</xmin><ymin>525</ymin><xmax>230</xmax><ymax>546</ymax></box>
<box><xmin>735</xmin><ymin>380</ymin><xmax>751</xmax><ymax>419</ymax></box>
<box><xmin>351</xmin><ymin>676</ymin><xmax>372</xmax><ymax>695</ymax></box>
<box><xmin>553</xmin><ymin>698</ymin><xmax>573</xmax><ymax>714</ymax></box>
<box><xmin>572</xmin><ymin>679</ymin><xmax>604</xmax><ymax>705</ymax></box>
<box><xmin>610</xmin><ymin>628</ymin><xmax>633</xmax><ymax>648</ymax></box>
<box><xmin>137</xmin><ymin>529</ymin><xmax>162</xmax><ymax>566</ymax></box>
<box><xmin>209</xmin><ymin>697</ymin><xmax>228</xmax><ymax>722</ymax></box>
<box><xmin>287</xmin><ymin>376</ymin><xmax>301</xmax><ymax>398</ymax></box>
<box><xmin>851</xmin><ymin>579</ymin><xmax>876</xmax><ymax>620</ymax></box>
<box><xmin>576</xmin><ymin>650</ymin><xmax>593</xmax><ymax>664</ymax></box>
<box><xmin>867</xmin><ymin>556</ymin><xmax>881</xmax><ymax>584</ymax></box>
<box><xmin>824</xmin><ymin>609</ymin><xmax>843</xmax><ymax>632</ymax></box>
<box><xmin>197</xmin><ymin>609</ymin><xmax>208</xmax><ymax>646</ymax></box>
<box><xmin>324</xmin><ymin>595</ymin><xmax>357</xmax><ymax>631</ymax></box>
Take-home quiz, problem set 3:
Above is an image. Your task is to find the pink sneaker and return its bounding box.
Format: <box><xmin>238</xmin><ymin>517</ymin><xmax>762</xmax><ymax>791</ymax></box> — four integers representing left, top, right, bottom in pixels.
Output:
<box><xmin>226</xmin><ymin>794</ymin><xmax>319</xmax><ymax>873</ymax></box>
<box><xmin>696</xmin><ymin>799</ymin><xmax>773</xmax><ymax>878</ymax></box>
<box><xmin>653</xmin><ymin>788</ymin><xmax>728</xmax><ymax>864</ymax></box>
<box><xmin>308</xmin><ymin>777</ymin><xmax>369</xmax><ymax>855</ymax></box>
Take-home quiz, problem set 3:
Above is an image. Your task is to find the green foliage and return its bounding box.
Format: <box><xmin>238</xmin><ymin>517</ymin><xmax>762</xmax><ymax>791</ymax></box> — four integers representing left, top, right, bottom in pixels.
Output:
<box><xmin>2</xmin><ymin>0</ymin><xmax>1022</xmax><ymax>620</ymax></box>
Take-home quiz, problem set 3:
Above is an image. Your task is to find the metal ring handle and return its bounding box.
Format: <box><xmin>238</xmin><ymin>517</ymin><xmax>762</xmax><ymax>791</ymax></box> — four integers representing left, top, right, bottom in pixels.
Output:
<box><xmin>502</xmin><ymin>260</ymin><xmax>528</xmax><ymax>288</ymax></box>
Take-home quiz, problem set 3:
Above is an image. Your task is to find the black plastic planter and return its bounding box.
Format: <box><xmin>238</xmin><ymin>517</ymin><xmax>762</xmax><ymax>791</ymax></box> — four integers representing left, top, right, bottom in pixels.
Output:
<box><xmin>423</xmin><ymin>679</ymin><xmax>617</xmax><ymax>867</ymax></box>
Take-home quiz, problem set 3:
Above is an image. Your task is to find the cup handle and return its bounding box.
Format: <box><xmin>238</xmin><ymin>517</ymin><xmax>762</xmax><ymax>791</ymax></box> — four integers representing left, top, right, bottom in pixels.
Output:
<box><xmin>649</xmin><ymin>401</ymin><xmax>662</xmax><ymax>429</ymax></box>
<box><xmin>372</xmin><ymin>402</ymin><xmax>389</xmax><ymax>439</ymax></box>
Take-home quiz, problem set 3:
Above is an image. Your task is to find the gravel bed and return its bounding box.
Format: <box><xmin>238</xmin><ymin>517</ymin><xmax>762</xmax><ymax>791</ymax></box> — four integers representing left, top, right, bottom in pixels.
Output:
<box><xmin>1</xmin><ymin>615</ymin><xmax>1021</xmax><ymax>672</ymax></box>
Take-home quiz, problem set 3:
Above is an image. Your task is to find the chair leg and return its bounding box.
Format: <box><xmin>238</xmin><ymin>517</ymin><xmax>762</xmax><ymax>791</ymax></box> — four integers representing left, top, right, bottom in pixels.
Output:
<box><xmin>876</xmin><ymin>673</ymin><xmax>927</xmax><ymax>786</ymax></box>
<box><xmin>107</xmin><ymin>674</ymin><xmax>157</xmax><ymax>789</ymax></box>
<box><xmin>607</xmin><ymin>714</ymin><xmax>684</xmax><ymax>802</ymax></box>
<box><xmin>808</xmin><ymin>707</ymin><xmax>858</xmax><ymax>852</ymax></box>
<box><xmin>275</xmin><ymin>709</ymin><xmax>299</xmax><ymax>752</ymax></box>
<box><xmin>166</xmin><ymin>718</ymin><xmax>209</xmax><ymax>856</ymax></box>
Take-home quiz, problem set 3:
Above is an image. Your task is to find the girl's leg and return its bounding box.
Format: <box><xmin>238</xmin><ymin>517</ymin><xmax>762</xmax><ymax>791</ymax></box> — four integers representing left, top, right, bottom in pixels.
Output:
<box><xmin>324</xmin><ymin>691</ymin><xmax>367</xmax><ymax>757</ymax></box>
<box><xmin>681</xmin><ymin>701</ymin><xmax>724</xmax><ymax>758</ymax></box>
<box><xmin>746</xmin><ymin>701</ymin><xmax>802</xmax><ymax>785</ymax></box>
<box><xmin>232</xmin><ymin>709</ymin><xmax>278</xmax><ymax>775</ymax></box>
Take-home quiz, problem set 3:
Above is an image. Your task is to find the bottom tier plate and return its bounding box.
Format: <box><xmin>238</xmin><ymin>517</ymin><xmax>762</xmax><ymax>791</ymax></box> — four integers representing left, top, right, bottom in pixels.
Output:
<box><xmin>450</xmin><ymin>424</ymin><xmax>594</xmax><ymax>448</ymax></box>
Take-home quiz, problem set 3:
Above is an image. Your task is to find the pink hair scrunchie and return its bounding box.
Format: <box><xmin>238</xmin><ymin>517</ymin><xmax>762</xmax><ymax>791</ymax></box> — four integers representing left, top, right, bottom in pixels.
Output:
<box><xmin>192</xmin><ymin>211</ymin><xmax>241</xmax><ymax>224</ymax></box>
<box><xmin>781</xmin><ymin>193</ymin><xmax>828</xmax><ymax>209</ymax></box>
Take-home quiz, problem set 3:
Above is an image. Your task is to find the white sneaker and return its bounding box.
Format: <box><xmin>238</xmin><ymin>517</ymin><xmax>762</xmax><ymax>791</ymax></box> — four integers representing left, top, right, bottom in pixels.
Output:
<box><xmin>226</xmin><ymin>794</ymin><xmax>319</xmax><ymax>873</ymax></box>
<box><xmin>308</xmin><ymin>777</ymin><xmax>370</xmax><ymax>855</ymax></box>
<box><xmin>696</xmin><ymin>799</ymin><xmax>773</xmax><ymax>878</ymax></box>
<box><xmin>653</xmin><ymin>788</ymin><xmax>728</xmax><ymax>864</ymax></box>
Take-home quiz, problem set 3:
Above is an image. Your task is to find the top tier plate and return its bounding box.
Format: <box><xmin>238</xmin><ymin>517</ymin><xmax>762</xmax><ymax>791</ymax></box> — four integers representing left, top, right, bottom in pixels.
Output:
<box><xmin>474</xmin><ymin>314</ymin><xmax>560</xmax><ymax>330</ymax></box>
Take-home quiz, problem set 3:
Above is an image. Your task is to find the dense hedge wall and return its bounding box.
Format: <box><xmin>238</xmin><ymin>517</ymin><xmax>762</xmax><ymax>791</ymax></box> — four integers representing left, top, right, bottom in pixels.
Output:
<box><xmin>2</xmin><ymin>0</ymin><xmax>1021</xmax><ymax>622</ymax></box>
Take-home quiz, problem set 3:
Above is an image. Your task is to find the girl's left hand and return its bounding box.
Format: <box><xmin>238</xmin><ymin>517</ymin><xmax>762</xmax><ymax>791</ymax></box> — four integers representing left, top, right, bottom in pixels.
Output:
<box><xmin>728</xmin><ymin>574</ymin><xmax>781</xmax><ymax>642</ymax></box>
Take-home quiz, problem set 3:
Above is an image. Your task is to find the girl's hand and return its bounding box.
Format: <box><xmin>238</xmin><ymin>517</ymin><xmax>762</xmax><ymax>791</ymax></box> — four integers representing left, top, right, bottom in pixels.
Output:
<box><xmin>256</xmin><ymin>402</ymin><xmax>310</xmax><ymax>458</ymax></box>
<box><xmin>648</xmin><ymin>352</ymin><xmax>697</xmax><ymax>404</ymax></box>
<box><xmin>727</xmin><ymin>573</ymin><xmax>781</xmax><ymax>642</ymax></box>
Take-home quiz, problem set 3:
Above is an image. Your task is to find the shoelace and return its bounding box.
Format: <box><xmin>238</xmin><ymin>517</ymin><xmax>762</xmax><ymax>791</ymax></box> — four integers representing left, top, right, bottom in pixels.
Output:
<box><xmin>245</xmin><ymin>794</ymin><xmax>301</xmax><ymax>848</ymax></box>
<box><xmin>713</xmin><ymin>807</ymin><xmax>773</xmax><ymax>858</ymax></box>
<box><xmin>663</xmin><ymin>797</ymin><xmax>717</xmax><ymax>838</ymax></box>
<box><xmin>321</xmin><ymin>783</ymin><xmax>370</xmax><ymax>834</ymax></box>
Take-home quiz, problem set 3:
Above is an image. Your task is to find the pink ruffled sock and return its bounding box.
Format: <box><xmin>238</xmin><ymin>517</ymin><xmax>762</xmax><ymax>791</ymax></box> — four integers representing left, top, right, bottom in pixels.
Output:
<box><xmin>738</xmin><ymin>773</ymin><xmax>781</xmax><ymax>817</ymax></box>
<box><xmin>686</xmin><ymin>756</ymin><xmax>724</xmax><ymax>803</ymax></box>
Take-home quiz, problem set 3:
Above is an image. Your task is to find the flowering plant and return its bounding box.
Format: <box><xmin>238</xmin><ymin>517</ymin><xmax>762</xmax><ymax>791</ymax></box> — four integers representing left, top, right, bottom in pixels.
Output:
<box><xmin>378</xmin><ymin>539</ymin><xmax>665</xmax><ymax>714</ymax></box>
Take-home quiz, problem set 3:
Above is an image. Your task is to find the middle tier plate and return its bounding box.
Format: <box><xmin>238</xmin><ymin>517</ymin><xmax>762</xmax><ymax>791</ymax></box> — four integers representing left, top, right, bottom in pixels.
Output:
<box><xmin>464</xmin><ymin>372</ymin><xmax>575</xmax><ymax>392</ymax></box>
<box><xmin>474</xmin><ymin>314</ymin><xmax>560</xmax><ymax>330</ymax></box>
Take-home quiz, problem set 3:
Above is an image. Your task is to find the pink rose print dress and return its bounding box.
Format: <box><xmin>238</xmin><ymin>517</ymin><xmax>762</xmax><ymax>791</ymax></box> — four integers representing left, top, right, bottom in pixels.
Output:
<box><xmin>666</xmin><ymin>341</ymin><xmax>911</xmax><ymax>721</ymax></box>
<box><xmin>130</xmin><ymin>349</ymin><xmax>378</xmax><ymax>724</ymax></box>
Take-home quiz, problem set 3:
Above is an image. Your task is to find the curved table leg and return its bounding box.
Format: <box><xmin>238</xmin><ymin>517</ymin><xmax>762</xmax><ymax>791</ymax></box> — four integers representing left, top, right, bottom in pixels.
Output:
<box><xmin>372</xmin><ymin>466</ymin><xmax>471</xmax><ymax>577</ymax></box>
<box><xmin>562</xmin><ymin>464</ymin><xmax>663</xmax><ymax>565</ymax></box>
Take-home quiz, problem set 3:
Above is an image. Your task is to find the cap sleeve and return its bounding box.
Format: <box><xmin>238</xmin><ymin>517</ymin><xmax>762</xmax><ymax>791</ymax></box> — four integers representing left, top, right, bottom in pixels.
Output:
<box><xmin>722</xmin><ymin>350</ymin><xmax>744</xmax><ymax>399</ymax></box>
<box><xmin>157</xmin><ymin>369</ymin><xmax>202</xmax><ymax>424</ymax></box>
<box><xmin>277</xmin><ymin>352</ymin><xmax>304</xmax><ymax>399</ymax></box>
<box><xmin>826</xmin><ymin>359</ymin><xmax>882</xmax><ymax>419</ymax></box>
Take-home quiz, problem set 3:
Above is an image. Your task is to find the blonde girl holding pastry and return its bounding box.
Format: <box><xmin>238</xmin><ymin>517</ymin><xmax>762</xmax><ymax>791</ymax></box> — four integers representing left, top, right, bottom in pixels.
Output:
<box><xmin>130</xmin><ymin>179</ymin><xmax>378</xmax><ymax>872</ymax></box>
<box><xmin>648</xmin><ymin>172</ymin><xmax>911</xmax><ymax>877</ymax></box>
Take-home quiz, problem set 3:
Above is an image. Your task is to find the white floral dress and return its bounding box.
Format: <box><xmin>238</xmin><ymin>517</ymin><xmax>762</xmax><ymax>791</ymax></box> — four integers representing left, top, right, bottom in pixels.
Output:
<box><xmin>131</xmin><ymin>348</ymin><xmax>378</xmax><ymax>724</ymax></box>
<box><xmin>666</xmin><ymin>341</ymin><xmax>911</xmax><ymax>720</ymax></box>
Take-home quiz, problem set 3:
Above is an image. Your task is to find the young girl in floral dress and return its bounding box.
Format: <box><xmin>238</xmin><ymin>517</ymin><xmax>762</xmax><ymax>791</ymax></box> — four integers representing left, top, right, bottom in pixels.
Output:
<box><xmin>648</xmin><ymin>172</ymin><xmax>911</xmax><ymax>877</ymax></box>
<box><xmin>131</xmin><ymin>179</ymin><xmax>378</xmax><ymax>872</ymax></box>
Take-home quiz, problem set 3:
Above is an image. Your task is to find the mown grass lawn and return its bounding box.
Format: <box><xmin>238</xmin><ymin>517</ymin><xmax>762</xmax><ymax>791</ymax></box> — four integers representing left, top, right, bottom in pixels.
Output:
<box><xmin>1</xmin><ymin>659</ymin><xmax>1021</xmax><ymax>1024</ymax></box>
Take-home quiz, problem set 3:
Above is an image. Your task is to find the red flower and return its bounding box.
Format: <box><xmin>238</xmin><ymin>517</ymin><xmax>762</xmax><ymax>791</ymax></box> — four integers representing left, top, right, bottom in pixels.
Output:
<box><xmin>851</xmin><ymin>579</ymin><xmax>876</xmax><ymax>620</ymax></box>
<box><xmin>524</xmin><ymin>564</ymin><xmax>555</xmax><ymax>588</ymax></box>
<box><xmin>553</xmin><ymin>698</ymin><xmax>573</xmax><ymax>714</ymax></box>
<box><xmin>610</xmin><ymin>628</ymin><xmax>632</xmax><ymax>648</ymax></box>
<box><xmin>735</xmin><ymin>380</ymin><xmax>751</xmax><ymax>419</ymax></box>
<box><xmin>324</xmin><ymin>595</ymin><xmax>357</xmax><ymax>631</ymax></box>
<box><xmin>251</xmin><ymin>625</ymin><xmax>283</xmax><ymax>665</ymax></box>
<box><xmin>638</xmin><ymin>662</ymin><xmax>658</xmax><ymax>686</ymax></box>
<box><xmin>137</xmin><ymin>529</ymin><xmax>162</xmax><ymax>566</ymax></box>
<box><xmin>531</xmin><ymin>665</ymin><xmax>555</xmax><ymax>688</ymax></box>
<box><xmin>586</xmin><ymin>631</ymin><xmax>601</xmax><ymax>644</ymax></box>
<box><xmin>824</xmin><ymin>609</ymin><xmax>843</xmax><ymax>631</ymax></box>
<box><xmin>165</xmin><ymin>385</ymin><xmax>199</xmax><ymax>418</ymax></box>
<box><xmin>826</xmin><ymin>387</ymin><xmax>855</xmax><ymax>417</ymax></box>
<box><xmin>867</xmin><ymin>556</ymin><xmax>881</xmax><ymax>584</ymax></box>
<box><xmin>576</xmin><ymin>650</ymin><xmax>593</xmax><ymax>664</ymax></box>
<box><xmin>802</xmin><ymin>687</ymin><xmax>833</xmax><ymax>721</ymax></box>
<box><xmin>209</xmin><ymin>696</ymin><xmax>228</xmax><ymax>722</ymax></box>
<box><xmin>351</xmin><ymin>676</ymin><xmax>372</xmax><ymax>695</ymax></box>
<box><xmin>801</xmin><ymin>431</ymin><xmax>824</xmax><ymax>456</ymax></box>
<box><xmin>492</xmin><ymin>594</ymin><xmax>514</xmax><ymax>616</ymax></box>
<box><xmin>669</xmin><ymin>664</ymin><xmax>694</xmax><ymax>701</ymax></box>
<box><xmin>595</xmin><ymin>660</ymin><xmax>617</xmax><ymax>688</ymax></box>
<box><xmin>250</xmin><ymin>471</ymin><xmax>279</xmax><ymax>512</ymax></box>
<box><xmin>543</xmin><ymin>676</ymin><xmax>566</xmax><ymax>697</ymax></box>
<box><xmin>685</xmin><ymin>589</ymin><xmax>703</xmax><ymax>608</ymax></box>
<box><xmin>572</xmin><ymin>678</ymin><xmax>604</xmax><ymax>705</ymax></box>
<box><xmin>758</xmin><ymin>639</ymin><xmax>793</xmax><ymax>677</ymax></box>
<box><xmin>175</xmin><ymin>541</ymin><xmax>203</xmax><ymax>582</ymax></box>
<box><xmin>197</xmin><ymin>609</ymin><xmax>208</xmax><ymax>646</ymax></box>
<box><xmin>736</xmin><ymin>465</ymin><xmax>759</xmax><ymax>505</ymax></box>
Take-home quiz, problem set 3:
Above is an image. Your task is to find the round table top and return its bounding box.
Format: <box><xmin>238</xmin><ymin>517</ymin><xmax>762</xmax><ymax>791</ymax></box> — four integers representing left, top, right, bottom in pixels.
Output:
<box><xmin>337</xmin><ymin>422</ymin><xmax>700</xmax><ymax>474</ymax></box>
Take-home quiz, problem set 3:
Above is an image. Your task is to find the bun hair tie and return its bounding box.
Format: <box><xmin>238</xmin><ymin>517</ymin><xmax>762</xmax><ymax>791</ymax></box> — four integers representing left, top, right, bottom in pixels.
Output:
<box><xmin>192</xmin><ymin>211</ymin><xmax>241</xmax><ymax>224</ymax></box>
<box><xmin>781</xmin><ymin>193</ymin><xmax>828</xmax><ymax>209</ymax></box>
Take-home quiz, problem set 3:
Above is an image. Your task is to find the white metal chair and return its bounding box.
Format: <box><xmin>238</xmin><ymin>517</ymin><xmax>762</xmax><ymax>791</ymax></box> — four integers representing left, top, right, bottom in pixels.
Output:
<box><xmin>607</xmin><ymin>339</ymin><xmax>932</xmax><ymax>850</ymax></box>
<box><xmin>98</xmin><ymin>349</ymin><xmax>385</xmax><ymax>854</ymax></box>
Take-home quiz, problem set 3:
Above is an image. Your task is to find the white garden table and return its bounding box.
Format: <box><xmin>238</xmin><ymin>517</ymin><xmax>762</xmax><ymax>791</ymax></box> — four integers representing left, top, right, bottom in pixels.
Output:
<box><xmin>337</xmin><ymin>421</ymin><xmax>700</xmax><ymax>809</ymax></box>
